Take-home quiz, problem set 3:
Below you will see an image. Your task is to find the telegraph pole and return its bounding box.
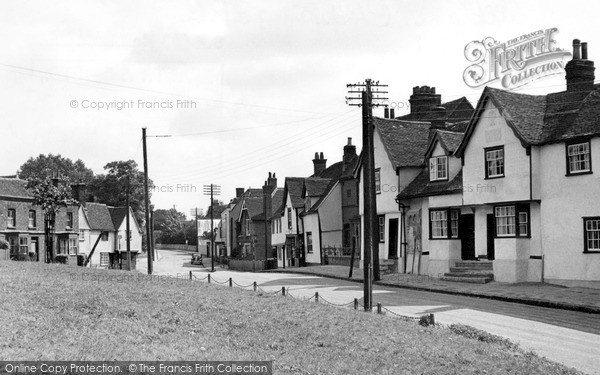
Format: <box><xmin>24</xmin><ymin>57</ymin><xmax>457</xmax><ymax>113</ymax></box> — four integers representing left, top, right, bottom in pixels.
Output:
<box><xmin>126</xmin><ymin>174</ymin><xmax>131</xmax><ymax>271</ymax></box>
<box><xmin>195</xmin><ymin>208</ymin><xmax>199</xmax><ymax>253</ymax></box>
<box><xmin>203</xmin><ymin>184</ymin><xmax>221</xmax><ymax>272</ymax></box>
<box><xmin>142</xmin><ymin>128</ymin><xmax>152</xmax><ymax>275</ymax></box>
<box><xmin>346</xmin><ymin>79</ymin><xmax>388</xmax><ymax>310</ymax></box>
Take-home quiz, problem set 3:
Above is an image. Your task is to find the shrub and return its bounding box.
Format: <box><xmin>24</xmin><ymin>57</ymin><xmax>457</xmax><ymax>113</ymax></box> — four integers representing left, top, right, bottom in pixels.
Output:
<box><xmin>77</xmin><ymin>254</ymin><xmax>87</xmax><ymax>266</ymax></box>
<box><xmin>55</xmin><ymin>255</ymin><xmax>69</xmax><ymax>264</ymax></box>
<box><xmin>0</xmin><ymin>238</ymin><xmax>9</xmax><ymax>250</ymax></box>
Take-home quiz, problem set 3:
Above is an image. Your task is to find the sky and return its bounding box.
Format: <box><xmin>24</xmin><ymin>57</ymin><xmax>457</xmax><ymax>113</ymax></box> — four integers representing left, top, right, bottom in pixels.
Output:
<box><xmin>1</xmin><ymin>0</ymin><xmax>599</xmax><ymax>218</ymax></box>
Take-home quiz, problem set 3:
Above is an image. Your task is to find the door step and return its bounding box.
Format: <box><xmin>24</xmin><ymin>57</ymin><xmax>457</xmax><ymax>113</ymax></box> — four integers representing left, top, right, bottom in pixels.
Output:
<box><xmin>441</xmin><ymin>260</ymin><xmax>494</xmax><ymax>283</ymax></box>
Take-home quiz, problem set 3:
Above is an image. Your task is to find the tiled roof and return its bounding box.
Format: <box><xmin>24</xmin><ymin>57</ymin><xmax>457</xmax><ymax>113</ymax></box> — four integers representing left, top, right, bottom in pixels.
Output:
<box><xmin>108</xmin><ymin>206</ymin><xmax>140</xmax><ymax>232</ymax></box>
<box><xmin>458</xmin><ymin>86</ymin><xmax>600</xmax><ymax>154</ymax></box>
<box><xmin>244</xmin><ymin>197</ymin><xmax>264</xmax><ymax>220</ymax></box>
<box><xmin>303</xmin><ymin>178</ymin><xmax>332</xmax><ymax>198</ymax></box>
<box><xmin>0</xmin><ymin>178</ymin><xmax>32</xmax><ymax>199</ymax></box>
<box><xmin>374</xmin><ymin>117</ymin><xmax>432</xmax><ymax>168</ymax></box>
<box><xmin>306</xmin><ymin>179</ymin><xmax>338</xmax><ymax>213</ymax></box>
<box><xmin>397</xmin><ymin>170</ymin><xmax>463</xmax><ymax>200</ymax></box>
<box><xmin>437</xmin><ymin>130</ymin><xmax>465</xmax><ymax>153</ymax></box>
<box><xmin>83</xmin><ymin>203</ymin><xmax>115</xmax><ymax>231</ymax></box>
<box><xmin>284</xmin><ymin>177</ymin><xmax>305</xmax><ymax>208</ymax></box>
<box><xmin>271</xmin><ymin>188</ymin><xmax>284</xmax><ymax>218</ymax></box>
<box><xmin>396</xmin><ymin>96</ymin><xmax>475</xmax><ymax>123</ymax></box>
<box><xmin>314</xmin><ymin>161</ymin><xmax>343</xmax><ymax>179</ymax></box>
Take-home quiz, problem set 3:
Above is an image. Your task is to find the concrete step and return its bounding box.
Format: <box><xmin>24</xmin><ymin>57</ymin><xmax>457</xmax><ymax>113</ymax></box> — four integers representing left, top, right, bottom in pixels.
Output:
<box><xmin>445</xmin><ymin>271</ymin><xmax>494</xmax><ymax>278</ymax></box>
<box><xmin>449</xmin><ymin>267</ymin><xmax>494</xmax><ymax>274</ymax></box>
<box><xmin>439</xmin><ymin>275</ymin><xmax>493</xmax><ymax>284</ymax></box>
<box><xmin>454</xmin><ymin>261</ymin><xmax>493</xmax><ymax>269</ymax></box>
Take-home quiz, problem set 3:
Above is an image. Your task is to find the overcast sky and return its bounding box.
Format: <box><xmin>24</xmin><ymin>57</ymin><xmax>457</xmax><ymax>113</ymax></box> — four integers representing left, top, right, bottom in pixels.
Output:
<box><xmin>1</xmin><ymin>0</ymin><xmax>598</xmax><ymax>217</ymax></box>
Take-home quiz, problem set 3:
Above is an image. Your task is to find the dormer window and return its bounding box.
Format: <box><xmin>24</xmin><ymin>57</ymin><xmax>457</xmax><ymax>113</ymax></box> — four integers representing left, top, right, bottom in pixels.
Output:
<box><xmin>566</xmin><ymin>141</ymin><xmax>592</xmax><ymax>175</ymax></box>
<box><xmin>429</xmin><ymin>156</ymin><xmax>448</xmax><ymax>181</ymax></box>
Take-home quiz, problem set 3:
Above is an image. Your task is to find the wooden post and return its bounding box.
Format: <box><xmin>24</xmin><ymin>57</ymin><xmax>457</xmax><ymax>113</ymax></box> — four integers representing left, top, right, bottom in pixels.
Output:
<box><xmin>354</xmin><ymin>298</ymin><xmax>358</xmax><ymax>310</ymax></box>
<box><xmin>253</xmin><ymin>281</ymin><xmax>257</xmax><ymax>292</ymax></box>
<box><xmin>229</xmin><ymin>277</ymin><xmax>233</xmax><ymax>287</ymax></box>
<box><xmin>142</xmin><ymin>128</ymin><xmax>153</xmax><ymax>275</ymax></box>
<box><xmin>377</xmin><ymin>303</ymin><xmax>382</xmax><ymax>314</ymax></box>
<box><xmin>189</xmin><ymin>271</ymin><xmax>192</xmax><ymax>280</ymax></box>
<box><xmin>208</xmin><ymin>274</ymin><xmax>211</xmax><ymax>283</ymax></box>
<box><xmin>315</xmin><ymin>292</ymin><xmax>319</xmax><ymax>302</ymax></box>
<box><xmin>281</xmin><ymin>287</ymin><xmax>286</xmax><ymax>296</ymax></box>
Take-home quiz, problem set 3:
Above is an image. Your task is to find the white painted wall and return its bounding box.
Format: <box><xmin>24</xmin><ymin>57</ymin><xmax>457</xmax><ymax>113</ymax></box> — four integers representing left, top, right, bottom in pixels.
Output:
<box><xmin>303</xmin><ymin>213</ymin><xmax>321</xmax><ymax>264</ymax></box>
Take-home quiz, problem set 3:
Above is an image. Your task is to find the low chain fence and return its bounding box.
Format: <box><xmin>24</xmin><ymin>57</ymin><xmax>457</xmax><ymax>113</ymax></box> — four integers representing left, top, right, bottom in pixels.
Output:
<box><xmin>188</xmin><ymin>271</ymin><xmax>435</xmax><ymax>325</ymax></box>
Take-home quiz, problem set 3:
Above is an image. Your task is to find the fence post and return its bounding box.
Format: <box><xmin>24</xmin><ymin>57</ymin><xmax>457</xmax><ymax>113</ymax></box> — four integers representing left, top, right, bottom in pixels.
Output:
<box><xmin>281</xmin><ymin>287</ymin><xmax>286</xmax><ymax>296</ymax></box>
<box><xmin>377</xmin><ymin>303</ymin><xmax>382</xmax><ymax>314</ymax></box>
<box><xmin>253</xmin><ymin>281</ymin><xmax>257</xmax><ymax>292</ymax></box>
<box><xmin>189</xmin><ymin>271</ymin><xmax>192</xmax><ymax>280</ymax></box>
<box><xmin>315</xmin><ymin>292</ymin><xmax>319</xmax><ymax>302</ymax></box>
<box><xmin>354</xmin><ymin>298</ymin><xmax>358</xmax><ymax>310</ymax></box>
<box><xmin>229</xmin><ymin>278</ymin><xmax>232</xmax><ymax>287</ymax></box>
<box><xmin>429</xmin><ymin>313</ymin><xmax>435</xmax><ymax>325</ymax></box>
<box><xmin>208</xmin><ymin>274</ymin><xmax>211</xmax><ymax>283</ymax></box>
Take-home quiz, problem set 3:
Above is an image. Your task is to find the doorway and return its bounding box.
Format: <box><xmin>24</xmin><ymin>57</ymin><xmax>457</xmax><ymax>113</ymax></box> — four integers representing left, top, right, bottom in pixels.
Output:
<box><xmin>459</xmin><ymin>214</ymin><xmax>476</xmax><ymax>260</ymax></box>
<box><xmin>388</xmin><ymin>218</ymin><xmax>398</xmax><ymax>258</ymax></box>
<box><xmin>486</xmin><ymin>214</ymin><xmax>495</xmax><ymax>260</ymax></box>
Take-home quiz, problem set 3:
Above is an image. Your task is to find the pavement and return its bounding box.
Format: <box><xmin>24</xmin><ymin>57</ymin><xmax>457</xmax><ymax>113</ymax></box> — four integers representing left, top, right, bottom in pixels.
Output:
<box><xmin>264</xmin><ymin>265</ymin><xmax>600</xmax><ymax>314</ymax></box>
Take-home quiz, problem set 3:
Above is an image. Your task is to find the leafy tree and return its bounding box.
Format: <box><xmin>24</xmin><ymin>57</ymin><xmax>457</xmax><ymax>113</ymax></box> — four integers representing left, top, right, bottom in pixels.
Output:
<box><xmin>205</xmin><ymin>200</ymin><xmax>227</xmax><ymax>219</ymax></box>
<box><xmin>153</xmin><ymin>208</ymin><xmax>190</xmax><ymax>244</ymax></box>
<box><xmin>26</xmin><ymin>176</ymin><xmax>77</xmax><ymax>262</ymax></box>
<box><xmin>18</xmin><ymin>154</ymin><xmax>94</xmax><ymax>183</ymax></box>
<box><xmin>87</xmin><ymin>160</ymin><xmax>152</xmax><ymax>226</ymax></box>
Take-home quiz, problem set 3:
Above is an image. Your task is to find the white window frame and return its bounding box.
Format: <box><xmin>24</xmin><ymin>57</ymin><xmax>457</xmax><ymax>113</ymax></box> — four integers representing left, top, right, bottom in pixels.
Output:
<box><xmin>306</xmin><ymin>232</ymin><xmax>313</xmax><ymax>253</ymax></box>
<box><xmin>429</xmin><ymin>156</ymin><xmax>448</xmax><ymax>181</ymax></box>
<box><xmin>430</xmin><ymin>210</ymin><xmax>448</xmax><ymax>239</ymax></box>
<box><xmin>100</xmin><ymin>252</ymin><xmax>109</xmax><ymax>266</ymax></box>
<box><xmin>485</xmin><ymin>147</ymin><xmax>505</xmax><ymax>178</ymax></box>
<box><xmin>378</xmin><ymin>216</ymin><xmax>385</xmax><ymax>243</ymax></box>
<box><xmin>567</xmin><ymin>141</ymin><xmax>591</xmax><ymax>174</ymax></box>
<box><xmin>375</xmin><ymin>169</ymin><xmax>381</xmax><ymax>194</ymax></box>
<box><xmin>28</xmin><ymin>210</ymin><xmax>36</xmax><ymax>229</ymax></box>
<box><xmin>7</xmin><ymin>209</ymin><xmax>16</xmax><ymax>228</ymax></box>
<box><xmin>584</xmin><ymin>218</ymin><xmax>600</xmax><ymax>252</ymax></box>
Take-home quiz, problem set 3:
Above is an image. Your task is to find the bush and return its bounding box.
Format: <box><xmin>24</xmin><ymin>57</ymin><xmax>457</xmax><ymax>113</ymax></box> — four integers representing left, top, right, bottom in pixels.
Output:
<box><xmin>77</xmin><ymin>254</ymin><xmax>87</xmax><ymax>266</ymax></box>
<box><xmin>55</xmin><ymin>255</ymin><xmax>69</xmax><ymax>264</ymax></box>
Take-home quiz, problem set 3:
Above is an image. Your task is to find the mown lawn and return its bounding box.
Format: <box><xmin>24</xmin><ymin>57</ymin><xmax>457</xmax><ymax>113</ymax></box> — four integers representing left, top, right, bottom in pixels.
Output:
<box><xmin>0</xmin><ymin>262</ymin><xmax>583</xmax><ymax>375</ymax></box>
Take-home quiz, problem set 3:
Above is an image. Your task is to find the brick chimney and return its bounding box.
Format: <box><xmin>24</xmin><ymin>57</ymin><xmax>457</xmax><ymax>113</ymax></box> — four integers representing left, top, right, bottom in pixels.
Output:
<box><xmin>428</xmin><ymin>106</ymin><xmax>447</xmax><ymax>144</ymax></box>
<box><xmin>71</xmin><ymin>181</ymin><xmax>86</xmax><ymax>203</ymax></box>
<box><xmin>267</xmin><ymin>172</ymin><xmax>277</xmax><ymax>190</ymax></box>
<box><xmin>236</xmin><ymin>188</ymin><xmax>245</xmax><ymax>198</ymax></box>
<box><xmin>343</xmin><ymin>137</ymin><xmax>357</xmax><ymax>172</ymax></box>
<box><xmin>313</xmin><ymin>152</ymin><xmax>327</xmax><ymax>176</ymax></box>
<box><xmin>409</xmin><ymin>86</ymin><xmax>441</xmax><ymax>118</ymax></box>
<box><xmin>565</xmin><ymin>39</ymin><xmax>595</xmax><ymax>92</ymax></box>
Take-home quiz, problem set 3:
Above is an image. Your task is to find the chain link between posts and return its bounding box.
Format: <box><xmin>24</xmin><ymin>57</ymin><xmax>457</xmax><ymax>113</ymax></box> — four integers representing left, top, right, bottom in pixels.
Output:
<box><xmin>188</xmin><ymin>271</ymin><xmax>431</xmax><ymax>322</ymax></box>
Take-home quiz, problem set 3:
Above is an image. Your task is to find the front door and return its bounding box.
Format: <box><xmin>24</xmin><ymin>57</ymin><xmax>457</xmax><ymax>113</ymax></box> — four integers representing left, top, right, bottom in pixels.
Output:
<box><xmin>388</xmin><ymin>218</ymin><xmax>399</xmax><ymax>258</ymax></box>
<box><xmin>486</xmin><ymin>214</ymin><xmax>495</xmax><ymax>260</ymax></box>
<box><xmin>459</xmin><ymin>214</ymin><xmax>476</xmax><ymax>260</ymax></box>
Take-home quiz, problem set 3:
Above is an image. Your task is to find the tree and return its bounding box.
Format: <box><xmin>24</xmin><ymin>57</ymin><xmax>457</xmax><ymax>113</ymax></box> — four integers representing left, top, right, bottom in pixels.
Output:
<box><xmin>18</xmin><ymin>154</ymin><xmax>94</xmax><ymax>183</ymax></box>
<box><xmin>205</xmin><ymin>200</ymin><xmax>227</xmax><ymax>219</ymax></box>
<box><xmin>87</xmin><ymin>160</ymin><xmax>152</xmax><ymax>226</ymax></box>
<box><xmin>26</xmin><ymin>176</ymin><xmax>77</xmax><ymax>262</ymax></box>
<box><xmin>153</xmin><ymin>208</ymin><xmax>188</xmax><ymax>244</ymax></box>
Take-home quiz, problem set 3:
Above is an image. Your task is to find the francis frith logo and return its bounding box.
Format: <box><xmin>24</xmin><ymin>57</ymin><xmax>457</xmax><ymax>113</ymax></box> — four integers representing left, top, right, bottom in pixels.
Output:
<box><xmin>463</xmin><ymin>27</ymin><xmax>572</xmax><ymax>89</ymax></box>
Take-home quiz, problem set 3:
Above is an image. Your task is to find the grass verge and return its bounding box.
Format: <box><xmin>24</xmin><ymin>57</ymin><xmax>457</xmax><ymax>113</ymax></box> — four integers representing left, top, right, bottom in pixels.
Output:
<box><xmin>0</xmin><ymin>262</ymin><xmax>584</xmax><ymax>375</ymax></box>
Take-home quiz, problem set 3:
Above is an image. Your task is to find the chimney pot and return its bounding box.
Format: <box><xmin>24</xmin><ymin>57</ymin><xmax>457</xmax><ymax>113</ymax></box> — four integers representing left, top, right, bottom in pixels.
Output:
<box><xmin>582</xmin><ymin>42</ymin><xmax>588</xmax><ymax>60</ymax></box>
<box><xmin>320</xmin><ymin>152</ymin><xmax>324</xmax><ymax>159</ymax></box>
<box><xmin>573</xmin><ymin>39</ymin><xmax>581</xmax><ymax>60</ymax></box>
<box><xmin>347</xmin><ymin>137</ymin><xmax>352</xmax><ymax>145</ymax></box>
<box><xmin>384</xmin><ymin>107</ymin><xmax>389</xmax><ymax>118</ymax></box>
<box><xmin>314</xmin><ymin>152</ymin><xmax>318</xmax><ymax>159</ymax></box>
<box><xmin>390</xmin><ymin>108</ymin><xmax>395</xmax><ymax>118</ymax></box>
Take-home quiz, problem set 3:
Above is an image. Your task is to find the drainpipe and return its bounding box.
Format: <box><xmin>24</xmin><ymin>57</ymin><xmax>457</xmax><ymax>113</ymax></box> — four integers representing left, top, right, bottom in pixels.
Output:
<box><xmin>395</xmin><ymin>199</ymin><xmax>408</xmax><ymax>274</ymax></box>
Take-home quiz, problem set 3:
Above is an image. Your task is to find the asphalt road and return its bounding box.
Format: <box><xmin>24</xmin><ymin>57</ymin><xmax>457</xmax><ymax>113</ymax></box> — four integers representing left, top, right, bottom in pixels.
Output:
<box><xmin>142</xmin><ymin>248</ymin><xmax>600</xmax><ymax>375</ymax></box>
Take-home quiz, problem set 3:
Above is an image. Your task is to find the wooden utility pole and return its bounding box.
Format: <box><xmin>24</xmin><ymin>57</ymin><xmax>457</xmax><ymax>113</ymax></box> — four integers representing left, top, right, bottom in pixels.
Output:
<box><xmin>142</xmin><ymin>127</ymin><xmax>153</xmax><ymax>275</ymax></box>
<box><xmin>346</xmin><ymin>79</ymin><xmax>388</xmax><ymax>310</ymax></box>
<box><xmin>195</xmin><ymin>208</ymin><xmax>199</xmax><ymax>253</ymax></box>
<box><xmin>203</xmin><ymin>184</ymin><xmax>221</xmax><ymax>272</ymax></box>
<box><xmin>126</xmin><ymin>174</ymin><xmax>131</xmax><ymax>271</ymax></box>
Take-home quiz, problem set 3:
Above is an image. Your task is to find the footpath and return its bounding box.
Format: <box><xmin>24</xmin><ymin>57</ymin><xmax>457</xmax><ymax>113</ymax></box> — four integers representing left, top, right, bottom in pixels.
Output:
<box><xmin>265</xmin><ymin>265</ymin><xmax>600</xmax><ymax>314</ymax></box>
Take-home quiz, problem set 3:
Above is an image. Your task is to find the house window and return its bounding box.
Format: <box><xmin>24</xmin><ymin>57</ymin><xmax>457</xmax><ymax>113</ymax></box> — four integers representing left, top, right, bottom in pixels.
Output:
<box><xmin>287</xmin><ymin>208</ymin><xmax>292</xmax><ymax>229</ymax></box>
<box><xmin>485</xmin><ymin>146</ymin><xmax>504</xmax><ymax>178</ymax></box>
<box><xmin>19</xmin><ymin>237</ymin><xmax>28</xmax><ymax>254</ymax></box>
<box><xmin>429</xmin><ymin>156</ymin><xmax>448</xmax><ymax>181</ymax></box>
<box><xmin>79</xmin><ymin>230</ymin><xmax>85</xmax><ymax>241</ymax></box>
<box><xmin>66</xmin><ymin>212</ymin><xmax>73</xmax><ymax>230</ymax></box>
<box><xmin>101</xmin><ymin>232</ymin><xmax>108</xmax><ymax>241</ymax></box>
<box><xmin>28</xmin><ymin>210</ymin><xmax>36</xmax><ymax>229</ymax></box>
<box><xmin>69</xmin><ymin>238</ymin><xmax>78</xmax><ymax>255</ymax></box>
<box><xmin>7</xmin><ymin>209</ymin><xmax>16</xmax><ymax>228</ymax></box>
<box><xmin>245</xmin><ymin>219</ymin><xmax>251</xmax><ymax>234</ymax></box>
<box><xmin>584</xmin><ymin>218</ymin><xmax>600</xmax><ymax>252</ymax></box>
<box><xmin>306</xmin><ymin>232</ymin><xmax>313</xmax><ymax>253</ymax></box>
<box><xmin>566</xmin><ymin>141</ymin><xmax>591</xmax><ymax>175</ymax></box>
<box><xmin>378</xmin><ymin>216</ymin><xmax>385</xmax><ymax>242</ymax></box>
<box><xmin>430</xmin><ymin>209</ymin><xmax>460</xmax><ymax>239</ymax></box>
<box><xmin>430</xmin><ymin>210</ymin><xmax>447</xmax><ymax>238</ymax></box>
<box><xmin>375</xmin><ymin>169</ymin><xmax>381</xmax><ymax>194</ymax></box>
<box><xmin>495</xmin><ymin>204</ymin><xmax>529</xmax><ymax>237</ymax></box>
<box><xmin>8</xmin><ymin>236</ymin><xmax>18</xmax><ymax>255</ymax></box>
<box><xmin>59</xmin><ymin>239</ymin><xmax>67</xmax><ymax>255</ymax></box>
<box><xmin>100</xmin><ymin>252</ymin><xmax>109</xmax><ymax>266</ymax></box>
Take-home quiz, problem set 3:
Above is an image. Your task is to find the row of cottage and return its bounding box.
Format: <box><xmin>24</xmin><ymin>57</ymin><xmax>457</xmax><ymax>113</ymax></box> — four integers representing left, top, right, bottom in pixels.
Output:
<box><xmin>215</xmin><ymin>39</ymin><xmax>600</xmax><ymax>288</ymax></box>
<box><xmin>0</xmin><ymin>178</ymin><xmax>142</xmax><ymax>268</ymax></box>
